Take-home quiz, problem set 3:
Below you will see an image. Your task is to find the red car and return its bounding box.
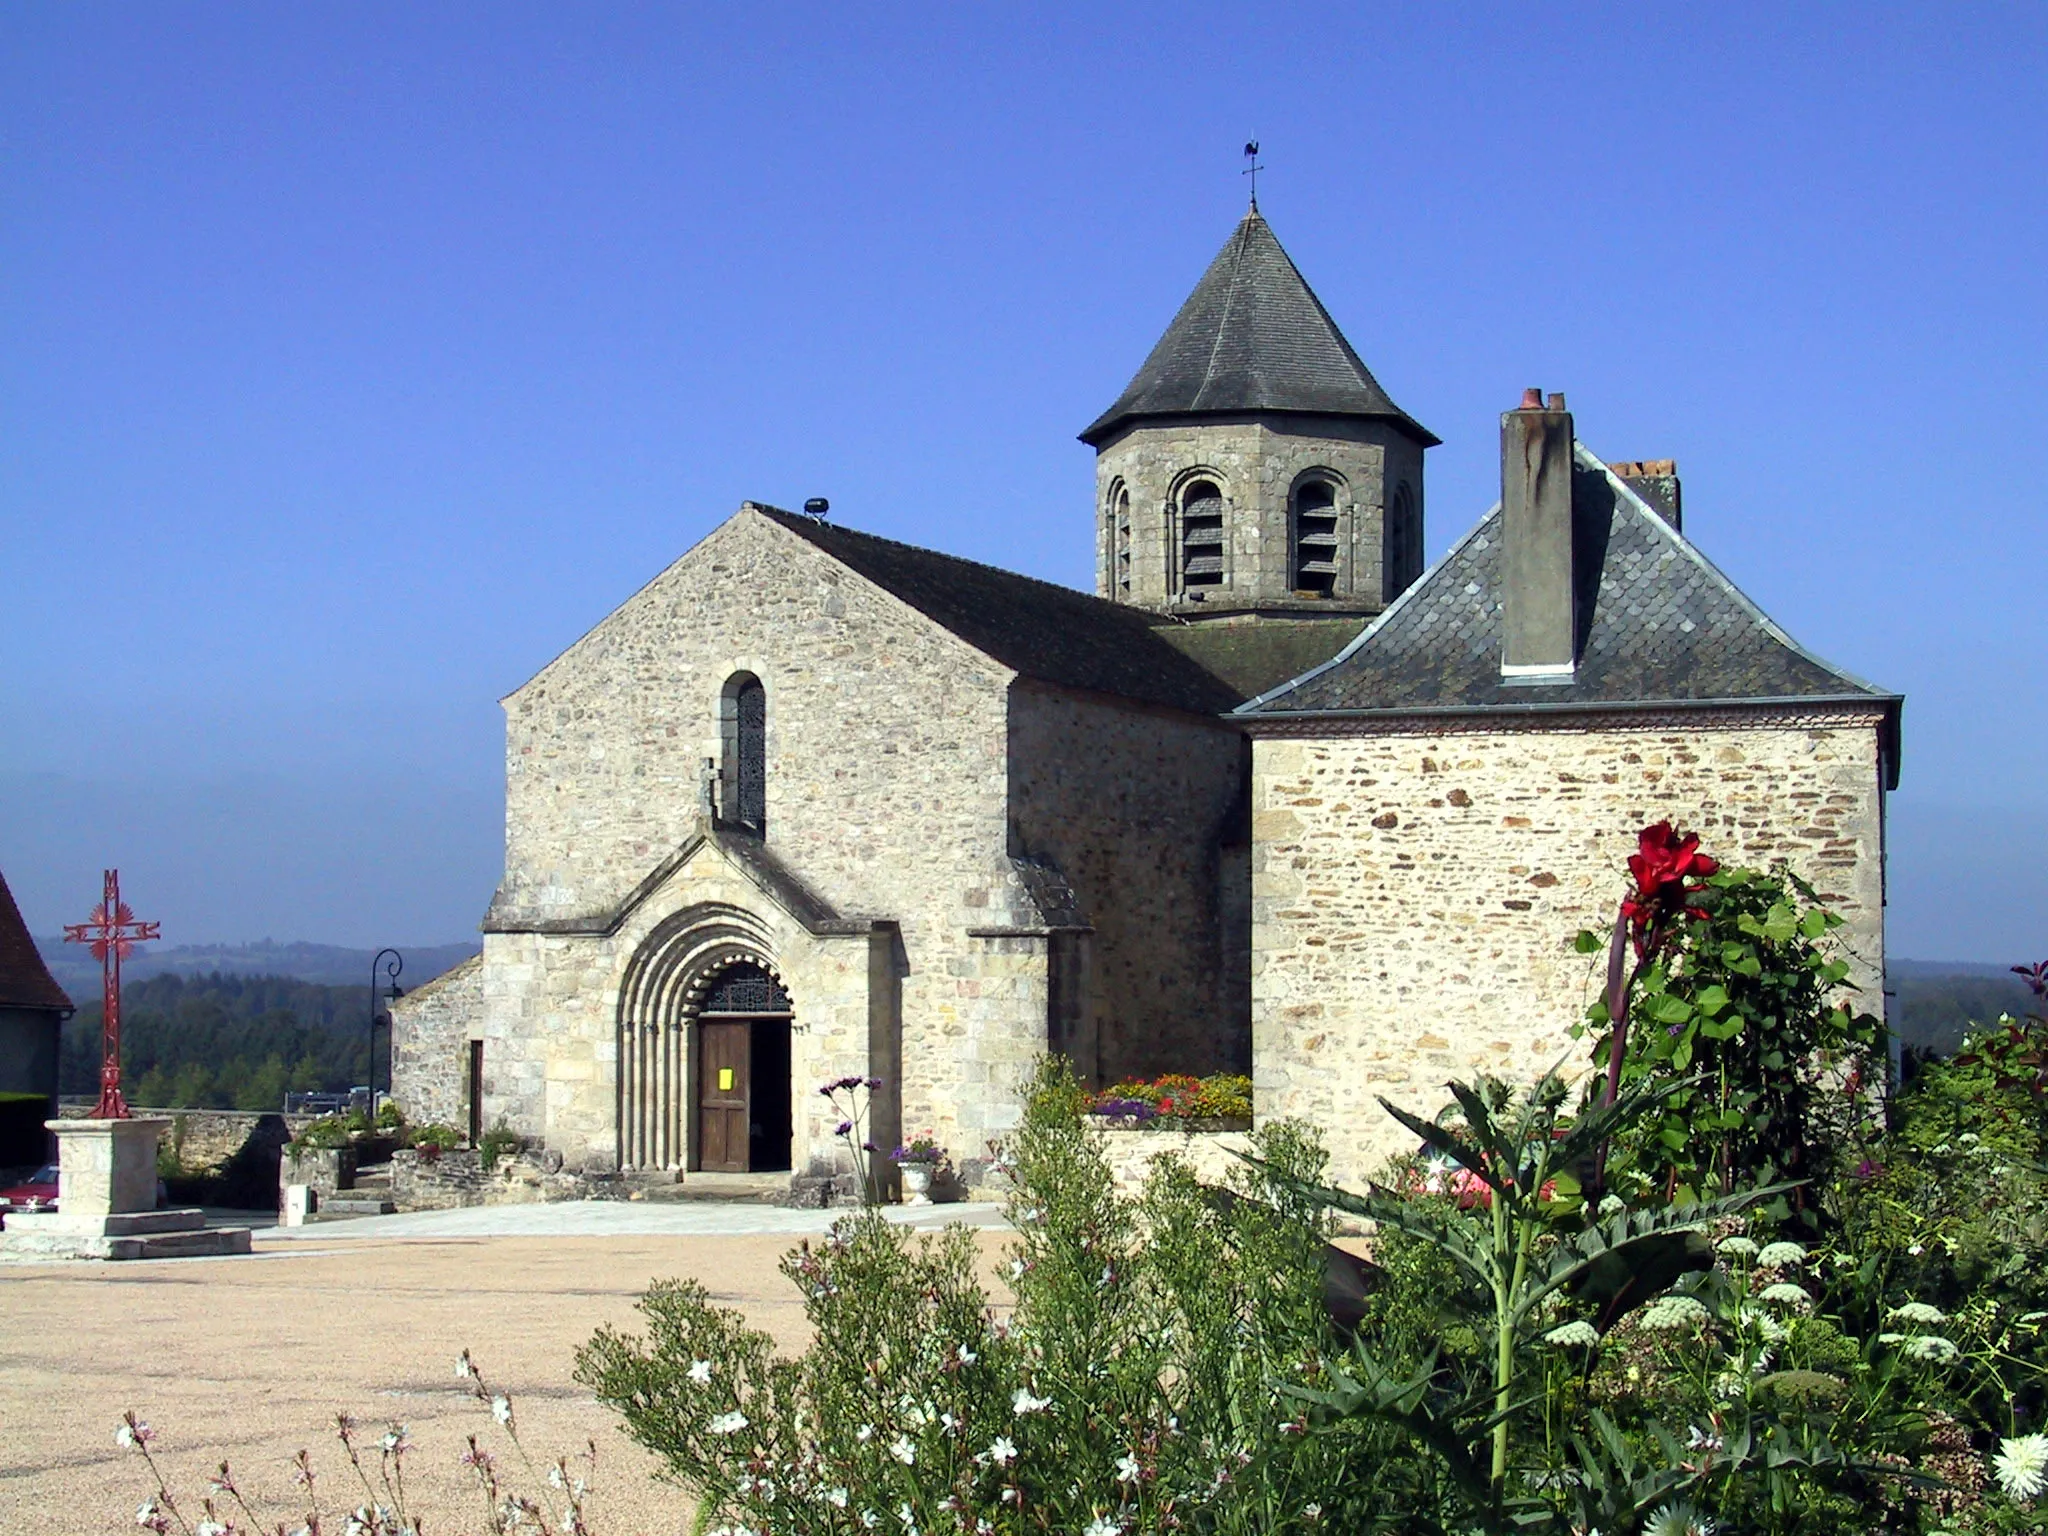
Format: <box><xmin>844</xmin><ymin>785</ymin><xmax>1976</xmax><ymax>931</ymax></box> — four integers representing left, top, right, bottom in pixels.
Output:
<box><xmin>0</xmin><ymin>1163</ymin><xmax>61</xmax><ymax>1223</ymax></box>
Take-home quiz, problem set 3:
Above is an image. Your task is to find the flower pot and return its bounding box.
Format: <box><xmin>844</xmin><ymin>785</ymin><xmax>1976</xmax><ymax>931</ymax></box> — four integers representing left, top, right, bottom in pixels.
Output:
<box><xmin>899</xmin><ymin>1161</ymin><xmax>935</xmax><ymax>1205</ymax></box>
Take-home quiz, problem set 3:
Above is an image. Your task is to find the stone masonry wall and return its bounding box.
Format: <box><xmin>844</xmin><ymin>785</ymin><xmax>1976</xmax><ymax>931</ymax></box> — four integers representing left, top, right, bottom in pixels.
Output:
<box><xmin>478</xmin><ymin>511</ymin><xmax>1065</xmax><ymax>1172</ymax></box>
<box><xmin>1007</xmin><ymin>682</ymin><xmax>1248</xmax><ymax>1080</ymax></box>
<box><xmin>1250</xmin><ymin>710</ymin><xmax>1889</xmax><ymax>1191</ymax></box>
<box><xmin>1093</xmin><ymin>416</ymin><xmax>1424</xmax><ymax>615</ymax></box>
<box><xmin>390</xmin><ymin>954</ymin><xmax>484</xmax><ymax>1132</ymax></box>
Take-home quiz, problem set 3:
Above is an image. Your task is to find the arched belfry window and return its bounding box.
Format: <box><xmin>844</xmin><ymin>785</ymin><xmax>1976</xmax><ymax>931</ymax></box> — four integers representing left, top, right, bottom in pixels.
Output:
<box><xmin>1179</xmin><ymin>479</ymin><xmax>1225</xmax><ymax>591</ymax></box>
<box><xmin>1291</xmin><ymin>477</ymin><xmax>1340</xmax><ymax>596</ymax></box>
<box><xmin>720</xmin><ymin>673</ymin><xmax>766</xmax><ymax>833</ymax></box>
<box><xmin>1384</xmin><ymin>482</ymin><xmax>1420</xmax><ymax>602</ymax></box>
<box><xmin>1110</xmin><ymin>482</ymin><xmax>1132</xmax><ymax>599</ymax></box>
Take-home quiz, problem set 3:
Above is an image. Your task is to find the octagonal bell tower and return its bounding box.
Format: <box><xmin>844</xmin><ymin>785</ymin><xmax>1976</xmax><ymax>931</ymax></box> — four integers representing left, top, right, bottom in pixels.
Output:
<box><xmin>1081</xmin><ymin>210</ymin><xmax>1438</xmax><ymax>619</ymax></box>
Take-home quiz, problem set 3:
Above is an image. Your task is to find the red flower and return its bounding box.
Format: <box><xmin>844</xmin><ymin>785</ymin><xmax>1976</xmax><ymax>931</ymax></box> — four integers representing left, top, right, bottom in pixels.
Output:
<box><xmin>1619</xmin><ymin>821</ymin><xmax>1718</xmax><ymax>954</ymax></box>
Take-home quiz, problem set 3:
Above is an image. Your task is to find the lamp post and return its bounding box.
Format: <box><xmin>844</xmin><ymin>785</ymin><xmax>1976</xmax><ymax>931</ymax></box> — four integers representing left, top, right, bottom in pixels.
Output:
<box><xmin>368</xmin><ymin>948</ymin><xmax>403</xmax><ymax>1118</ymax></box>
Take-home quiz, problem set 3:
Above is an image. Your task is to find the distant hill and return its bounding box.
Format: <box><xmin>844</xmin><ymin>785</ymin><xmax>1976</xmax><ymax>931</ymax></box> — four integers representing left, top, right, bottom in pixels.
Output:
<box><xmin>1891</xmin><ymin>959</ymin><xmax>2041</xmax><ymax>1057</ymax></box>
<box><xmin>32</xmin><ymin>936</ymin><xmax>481</xmax><ymax>1002</ymax></box>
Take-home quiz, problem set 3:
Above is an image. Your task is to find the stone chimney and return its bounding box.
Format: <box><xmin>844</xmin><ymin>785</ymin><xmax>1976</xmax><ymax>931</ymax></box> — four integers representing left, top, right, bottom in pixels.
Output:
<box><xmin>1610</xmin><ymin>460</ymin><xmax>1682</xmax><ymax>533</ymax></box>
<box><xmin>1500</xmin><ymin>388</ymin><xmax>1577</xmax><ymax>680</ymax></box>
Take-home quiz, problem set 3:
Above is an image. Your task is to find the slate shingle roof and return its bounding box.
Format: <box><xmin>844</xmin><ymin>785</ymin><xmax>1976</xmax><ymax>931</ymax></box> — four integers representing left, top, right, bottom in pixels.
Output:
<box><xmin>0</xmin><ymin>869</ymin><xmax>72</xmax><ymax>1013</ymax></box>
<box><xmin>1239</xmin><ymin>447</ymin><xmax>1899</xmax><ymax>734</ymax></box>
<box><xmin>1079</xmin><ymin>212</ymin><xmax>1438</xmax><ymax>447</ymax></box>
<box><xmin>758</xmin><ymin>509</ymin><xmax>1245</xmax><ymax>716</ymax></box>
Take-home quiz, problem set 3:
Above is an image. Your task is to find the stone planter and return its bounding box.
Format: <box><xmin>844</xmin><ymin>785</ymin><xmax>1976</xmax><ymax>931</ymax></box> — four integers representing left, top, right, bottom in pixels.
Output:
<box><xmin>280</xmin><ymin>1145</ymin><xmax>356</xmax><ymax>1204</ymax></box>
<box><xmin>898</xmin><ymin>1161</ymin><xmax>936</xmax><ymax>1205</ymax></box>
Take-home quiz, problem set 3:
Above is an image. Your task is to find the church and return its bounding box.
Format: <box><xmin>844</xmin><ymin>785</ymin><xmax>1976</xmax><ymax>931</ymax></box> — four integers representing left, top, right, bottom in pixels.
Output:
<box><xmin>391</xmin><ymin>208</ymin><xmax>1900</xmax><ymax>1195</ymax></box>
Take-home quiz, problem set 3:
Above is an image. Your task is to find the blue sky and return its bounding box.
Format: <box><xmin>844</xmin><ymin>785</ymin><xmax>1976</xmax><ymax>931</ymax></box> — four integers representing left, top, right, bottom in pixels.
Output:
<box><xmin>3</xmin><ymin>4</ymin><xmax>2043</xmax><ymax>961</ymax></box>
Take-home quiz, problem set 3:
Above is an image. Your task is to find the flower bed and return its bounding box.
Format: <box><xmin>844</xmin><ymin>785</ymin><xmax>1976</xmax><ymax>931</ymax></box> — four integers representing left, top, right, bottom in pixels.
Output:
<box><xmin>1083</xmin><ymin>1072</ymin><xmax>1250</xmax><ymax>1130</ymax></box>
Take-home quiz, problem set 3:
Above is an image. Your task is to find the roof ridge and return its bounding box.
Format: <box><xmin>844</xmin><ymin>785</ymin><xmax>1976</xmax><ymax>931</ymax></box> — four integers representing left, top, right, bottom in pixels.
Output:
<box><xmin>754</xmin><ymin>506</ymin><xmax>1170</xmax><ymax>626</ymax></box>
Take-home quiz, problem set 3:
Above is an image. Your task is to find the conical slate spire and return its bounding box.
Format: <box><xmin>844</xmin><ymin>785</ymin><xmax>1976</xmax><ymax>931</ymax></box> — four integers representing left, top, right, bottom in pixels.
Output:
<box><xmin>1080</xmin><ymin>211</ymin><xmax>1437</xmax><ymax>447</ymax></box>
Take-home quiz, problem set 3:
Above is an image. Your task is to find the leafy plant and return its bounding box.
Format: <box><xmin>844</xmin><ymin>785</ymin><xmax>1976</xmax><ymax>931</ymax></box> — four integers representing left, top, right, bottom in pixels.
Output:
<box><xmin>478</xmin><ymin>1121</ymin><xmax>524</xmax><ymax>1173</ymax></box>
<box><xmin>1576</xmin><ymin>860</ymin><xmax>1886</xmax><ymax>1217</ymax></box>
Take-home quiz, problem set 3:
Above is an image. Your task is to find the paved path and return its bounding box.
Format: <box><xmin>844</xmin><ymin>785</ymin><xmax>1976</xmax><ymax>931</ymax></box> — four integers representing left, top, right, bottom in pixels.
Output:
<box><xmin>252</xmin><ymin>1197</ymin><xmax>1011</xmax><ymax>1241</ymax></box>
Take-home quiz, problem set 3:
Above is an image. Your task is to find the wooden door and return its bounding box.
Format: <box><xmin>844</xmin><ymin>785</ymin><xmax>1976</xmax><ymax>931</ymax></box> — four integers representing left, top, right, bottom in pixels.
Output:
<box><xmin>697</xmin><ymin>1022</ymin><xmax>751</xmax><ymax>1172</ymax></box>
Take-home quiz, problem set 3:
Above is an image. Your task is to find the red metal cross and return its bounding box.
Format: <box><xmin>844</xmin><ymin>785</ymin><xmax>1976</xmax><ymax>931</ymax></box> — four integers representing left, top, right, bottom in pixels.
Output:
<box><xmin>62</xmin><ymin>870</ymin><xmax>160</xmax><ymax>1119</ymax></box>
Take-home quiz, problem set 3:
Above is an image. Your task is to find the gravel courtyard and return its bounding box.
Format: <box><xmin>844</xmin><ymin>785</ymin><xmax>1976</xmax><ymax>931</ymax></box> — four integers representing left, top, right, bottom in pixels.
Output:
<box><xmin>0</xmin><ymin>1204</ymin><xmax>1013</xmax><ymax>1534</ymax></box>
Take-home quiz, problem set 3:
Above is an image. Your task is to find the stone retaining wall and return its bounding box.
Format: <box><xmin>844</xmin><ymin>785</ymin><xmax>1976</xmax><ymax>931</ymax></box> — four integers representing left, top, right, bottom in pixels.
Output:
<box><xmin>1092</xmin><ymin>1124</ymin><xmax>1252</xmax><ymax>1193</ymax></box>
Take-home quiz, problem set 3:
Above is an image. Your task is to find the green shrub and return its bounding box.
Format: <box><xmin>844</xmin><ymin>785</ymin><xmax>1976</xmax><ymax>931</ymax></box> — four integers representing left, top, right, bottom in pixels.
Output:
<box><xmin>288</xmin><ymin>1110</ymin><xmax>366</xmax><ymax>1153</ymax></box>
<box><xmin>374</xmin><ymin>1099</ymin><xmax>407</xmax><ymax>1133</ymax></box>
<box><xmin>477</xmin><ymin>1120</ymin><xmax>523</xmax><ymax>1172</ymax></box>
<box><xmin>578</xmin><ymin>1059</ymin><xmax>1377</xmax><ymax>1535</ymax></box>
<box><xmin>408</xmin><ymin>1122</ymin><xmax>462</xmax><ymax>1153</ymax></box>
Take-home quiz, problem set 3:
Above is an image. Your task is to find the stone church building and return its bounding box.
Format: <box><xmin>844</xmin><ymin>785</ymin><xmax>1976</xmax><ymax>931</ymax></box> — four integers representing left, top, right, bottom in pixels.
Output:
<box><xmin>393</xmin><ymin>209</ymin><xmax>1900</xmax><ymax>1193</ymax></box>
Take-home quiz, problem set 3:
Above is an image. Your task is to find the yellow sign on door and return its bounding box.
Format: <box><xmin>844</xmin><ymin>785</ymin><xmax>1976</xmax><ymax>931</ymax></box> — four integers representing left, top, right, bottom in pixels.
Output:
<box><xmin>718</xmin><ymin>1067</ymin><xmax>735</xmax><ymax>1091</ymax></box>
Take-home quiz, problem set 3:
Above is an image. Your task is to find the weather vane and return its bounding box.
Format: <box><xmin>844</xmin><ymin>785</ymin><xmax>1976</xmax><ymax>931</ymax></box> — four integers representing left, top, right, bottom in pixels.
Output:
<box><xmin>1242</xmin><ymin>140</ymin><xmax>1263</xmax><ymax>211</ymax></box>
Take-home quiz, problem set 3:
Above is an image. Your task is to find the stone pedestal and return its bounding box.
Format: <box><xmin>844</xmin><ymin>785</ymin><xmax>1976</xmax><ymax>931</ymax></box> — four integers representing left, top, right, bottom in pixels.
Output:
<box><xmin>0</xmin><ymin>1118</ymin><xmax>252</xmax><ymax>1261</ymax></box>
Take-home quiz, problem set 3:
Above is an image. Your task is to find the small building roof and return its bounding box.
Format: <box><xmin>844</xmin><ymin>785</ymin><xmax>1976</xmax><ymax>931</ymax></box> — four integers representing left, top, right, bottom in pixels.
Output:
<box><xmin>757</xmin><ymin>509</ymin><xmax>1245</xmax><ymax>716</ymax></box>
<box><xmin>1079</xmin><ymin>210</ymin><xmax>1437</xmax><ymax>448</ymax></box>
<box><xmin>0</xmin><ymin>869</ymin><xmax>72</xmax><ymax>1013</ymax></box>
<box><xmin>1237</xmin><ymin>447</ymin><xmax>1901</xmax><ymax>776</ymax></box>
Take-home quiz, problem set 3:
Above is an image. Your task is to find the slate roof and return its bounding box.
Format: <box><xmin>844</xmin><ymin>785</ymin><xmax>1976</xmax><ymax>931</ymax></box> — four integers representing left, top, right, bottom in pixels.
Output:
<box><xmin>1158</xmin><ymin>617</ymin><xmax>1370</xmax><ymax>701</ymax></box>
<box><xmin>1080</xmin><ymin>211</ymin><xmax>1438</xmax><ymax>447</ymax></box>
<box><xmin>758</xmin><ymin>509</ymin><xmax>1245</xmax><ymax>716</ymax></box>
<box><xmin>0</xmin><ymin>869</ymin><xmax>72</xmax><ymax>1013</ymax></box>
<box><xmin>1238</xmin><ymin>447</ymin><xmax>1901</xmax><ymax>760</ymax></box>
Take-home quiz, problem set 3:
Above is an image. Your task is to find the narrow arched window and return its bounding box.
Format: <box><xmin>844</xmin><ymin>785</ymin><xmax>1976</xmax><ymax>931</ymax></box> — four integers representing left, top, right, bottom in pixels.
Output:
<box><xmin>720</xmin><ymin>673</ymin><xmax>766</xmax><ymax>833</ymax></box>
<box><xmin>1291</xmin><ymin>478</ymin><xmax>1340</xmax><ymax>595</ymax></box>
<box><xmin>1383</xmin><ymin>482</ymin><xmax>1419</xmax><ymax>602</ymax></box>
<box><xmin>1179</xmin><ymin>479</ymin><xmax>1225</xmax><ymax>591</ymax></box>
<box><xmin>1112</xmin><ymin>484</ymin><xmax>1132</xmax><ymax>599</ymax></box>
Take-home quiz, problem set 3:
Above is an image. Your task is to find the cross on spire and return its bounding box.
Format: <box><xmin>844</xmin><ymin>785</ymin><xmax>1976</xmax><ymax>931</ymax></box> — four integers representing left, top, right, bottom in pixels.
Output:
<box><xmin>62</xmin><ymin>870</ymin><xmax>159</xmax><ymax>1119</ymax></box>
<box><xmin>1242</xmin><ymin>140</ymin><xmax>1264</xmax><ymax>211</ymax></box>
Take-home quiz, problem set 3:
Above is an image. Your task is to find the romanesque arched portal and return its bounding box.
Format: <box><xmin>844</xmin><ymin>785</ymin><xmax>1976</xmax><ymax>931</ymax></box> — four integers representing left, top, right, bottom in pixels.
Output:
<box><xmin>615</xmin><ymin>904</ymin><xmax>790</xmax><ymax>1173</ymax></box>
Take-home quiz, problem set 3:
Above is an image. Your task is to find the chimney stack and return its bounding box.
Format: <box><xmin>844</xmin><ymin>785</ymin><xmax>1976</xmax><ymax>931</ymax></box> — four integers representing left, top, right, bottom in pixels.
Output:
<box><xmin>1611</xmin><ymin>461</ymin><xmax>1682</xmax><ymax>533</ymax></box>
<box><xmin>1500</xmin><ymin>389</ymin><xmax>1577</xmax><ymax>680</ymax></box>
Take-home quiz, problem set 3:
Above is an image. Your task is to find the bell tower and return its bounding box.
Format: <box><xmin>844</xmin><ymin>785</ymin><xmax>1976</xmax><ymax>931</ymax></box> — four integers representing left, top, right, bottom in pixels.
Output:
<box><xmin>1081</xmin><ymin>210</ymin><xmax>1437</xmax><ymax>619</ymax></box>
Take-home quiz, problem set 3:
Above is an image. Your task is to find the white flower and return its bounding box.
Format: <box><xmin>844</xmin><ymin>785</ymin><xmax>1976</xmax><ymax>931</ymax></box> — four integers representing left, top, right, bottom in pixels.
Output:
<box><xmin>1012</xmin><ymin>1387</ymin><xmax>1052</xmax><ymax>1415</ymax></box>
<box><xmin>688</xmin><ymin>1358</ymin><xmax>713</xmax><ymax>1385</ymax></box>
<box><xmin>1995</xmin><ymin>1433</ymin><xmax>2048</xmax><ymax>1500</ymax></box>
<box><xmin>456</xmin><ymin>1351</ymin><xmax>475</xmax><ymax>1379</ymax></box>
<box><xmin>1115</xmin><ymin>1452</ymin><xmax>1141</xmax><ymax>1483</ymax></box>
<box><xmin>196</xmin><ymin>1521</ymin><xmax>230</xmax><ymax>1536</ymax></box>
<box><xmin>1640</xmin><ymin>1294</ymin><xmax>1711</xmax><ymax>1331</ymax></box>
<box><xmin>135</xmin><ymin>1500</ymin><xmax>161</xmax><ymax>1526</ymax></box>
<box><xmin>117</xmin><ymin>1424</ymin><xmax>139</xmax><ymax>1450</ymax></box>
<box><xmin>1082</xmin><ymin>1517</ymin><xmax>1122</xmax><ymax>1536</ymax></box>
<box><xmin>1757</xmin><ymin>1282</ymin><xmax>1811</xmax><ymax>1310</ymax></box>
<box><xmin>860</xmin><ymin>1513</ymin><xmax>880</xmax><ymax>1531</ymax></box>
<box><xmin>826</xmin><ymin>1488</ymin><xmax>850</xmax><ymax>1508</ymax></box>
<box><xmin>1903</xmin><ymin>1335</ymin><xmax>1959</xmax><ymax>1363</ymax></box>
<box><xmin>1909</xmin><ymin>1242</ymin><xmax>1924</xmax><ymax>1256</ymax></box>
<box><xmin>1737</xmin><ymin>1302</ymin><xmax>1788</xmax><ymax>1342</ymax></box>
<box><xmin>491</xmin><ymin>1394</ymin><xmax>513</xmax><ymax>1425</ymax></box>
<box><xmin>857</xmin><ymin>1424</ymin><xmax>874</xmax><ymax>1442</ymax></box>
<box><xmin>889</xmin><ymin>1434</ymin><xmax>917</xmax><ymax>1465</ymax></box>
<box><xmin>1643</xmin><ymin>1501</ymin><xmax>1716</xmax><ymax>1536</ymax></box>
<box><xmin>956</xmin><ymin>1344</ymin><xmax>977</xmax><ymax>1365</ymax></box>
<box><xmin>1756</xmin><ymin>1241</ymin><xmax>1807</xmax><ymax>1268</ymax></box>
<box><xmin>1009</xmin><ymin>1259</ymin><xmax>1027</xmax><ymax>1278</ymax></box>
<box><xmin>708</xmin><ymin>1410</ymin><xmax>750</xmax><ymax>1435</ymax></box>
<box><xmin>1714</xmin><ymin>1236</ymin><xmax>1759</xmax><ymax>1260</ymax></box>
<box><xmin>940</xmin><ymin>1411</ymin><xmax>959</xmax><ymax>1433</ymax></box>
<box><xmin>1686</xmin><ymin>1424</ymin><xmax>1724</xmax><ymax>1452</ymax></box>
<box><xmin>985</xmin><ymin>1435</ymin><xmax>1018</xmax><ymax>1466</ymax></box>
<box><xmin>1543</xmin><ymin>1321</ymin><xmax>1601</xmax><ymax>1349</ymax></box>
<box><xmin>381</xmin><ymin>1426</ymin><xmax>409</xmax><ymax>1453</ymax></box>
<box><xmin>1888</xmin><ymin>1301</ymin><xmax>1947</xmax><ymax>1325</ymax></box>
<box><xmin>1303</xmin><ymin>1504</ymin><xmax>1323</xmax><ymax>1522</ymax></box>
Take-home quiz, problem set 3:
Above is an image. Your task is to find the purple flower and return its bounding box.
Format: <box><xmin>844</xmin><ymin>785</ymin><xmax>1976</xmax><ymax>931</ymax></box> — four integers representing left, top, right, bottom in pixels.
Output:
<box><xmin>865</xmin><ymin>1077</ymin><xmax>884</xmax><ymax>1090</ymax></box>
<box><xmin>2012</xmin><ymin>961</ymin><xmax>2048</xmax><ymax>1000</ymax></box>
<box><xmin>1855</xmin><ymin>1158</ymin><xmax>1883</xmax><ymax>1181</ymax></box>
<box><xmin>835</xmin><ymin>1120</ymin><xmax>853</xmax><ymax>1136</ymax></box>
<box><xmin>861</xmin><ymin>1141</ymin><xmax>879</xmax><ymax>1153</ymax></box>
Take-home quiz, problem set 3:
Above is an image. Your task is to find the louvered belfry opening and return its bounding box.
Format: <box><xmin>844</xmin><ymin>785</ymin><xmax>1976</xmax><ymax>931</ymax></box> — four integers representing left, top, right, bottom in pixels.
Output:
<box><xmin>1112</xmin><ymin>484</ymin><xmax>1132</xmax><ymax>598</ymax></box>
<box><xmin>1179</xmin><ymin>480</ymin><xmax>1226</xmax><ymax>590</ymax></box>
<box><xmin>1292</xmin><ymin>479</ymin><xmax>1340</xmax><ymax>595</ymax></box>
<box><xmin>1384</xmin><ymin>482</ymin><xmax>1419</xmax><ymax>601</ymax></box>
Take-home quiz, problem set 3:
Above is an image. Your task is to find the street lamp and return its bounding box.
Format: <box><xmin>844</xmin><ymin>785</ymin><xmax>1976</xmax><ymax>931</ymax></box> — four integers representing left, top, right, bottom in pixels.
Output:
<box><xmin>368</xmin><ymin>948</ymin><xmax>404</xmax><ymax>1118</ymax></box>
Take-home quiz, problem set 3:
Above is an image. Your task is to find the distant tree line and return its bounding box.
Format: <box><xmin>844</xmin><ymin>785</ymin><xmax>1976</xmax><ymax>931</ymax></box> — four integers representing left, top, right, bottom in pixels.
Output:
<box><xmin>60</xmin><ymin>973</ymin><xmax>374</xmax><ymax>1111</ymax></box>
